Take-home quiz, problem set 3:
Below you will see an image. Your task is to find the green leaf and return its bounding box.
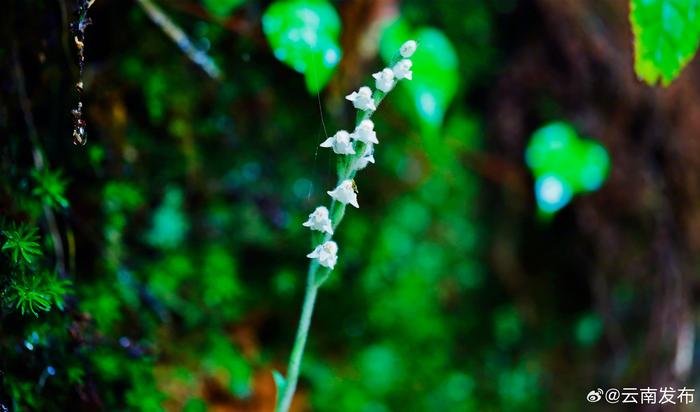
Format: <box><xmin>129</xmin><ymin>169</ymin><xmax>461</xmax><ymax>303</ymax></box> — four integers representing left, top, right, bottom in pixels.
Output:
<box><xmin>31</xmin><ymin>168</ymin><xmax>69</xmax><ymax>209</ymax></box>
<box><xmin>145</xmin><ymin>186</ymin><xmax>189</xmax><ymax>250</ymax></box>
<box><xmin>262</xmin><ymin>0</ymin><xmax>342</xmax><ymax>93</ymax></box>
<box><xmin>630</xmin><ymin>0</ymin><xmax>700</xmax><ymax>86</ymax></box>
<box><xmin>575</xmin><ymin>312</ymin><xmax>603</xmax><ymax>347</ymax></box>
<box><xmin>6</xmin><ymin>271</ymin><xmax>71</xmax><ymax>317</ymax></box>
<box><xmin>272</xmin><ymin>369</ymin><xmax>287</xmax><ymax>407</ymax></box>
<box><xmin>380</xmin><ymin>21</ymin><xmax>459</xmax><ymax>129</ymax></box>
<box><xmin>202</xmin><ymin>0</ymin><xmax>246</xmax><ymax>17</ymax></box>
<box><xmin>2</xmin><ymin>223</ymin><xmax>42</xmax><ymax>265</ymax></box>
<box><xmin>201</xmin><ymin>335</ymin><xmax>252</xmax><ymax>398</ymax></box>
<box><xmin>525</xmin><ymin>122</ymin><xmax>610</xmax><ymax>215</ymax></box>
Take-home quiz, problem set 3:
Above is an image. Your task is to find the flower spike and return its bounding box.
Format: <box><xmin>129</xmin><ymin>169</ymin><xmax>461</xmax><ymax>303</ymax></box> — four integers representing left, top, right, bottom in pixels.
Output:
<box><xmin>279</xmin><ymin>39</ymin><xmax>420</xmax><ymax>412</ymax></box>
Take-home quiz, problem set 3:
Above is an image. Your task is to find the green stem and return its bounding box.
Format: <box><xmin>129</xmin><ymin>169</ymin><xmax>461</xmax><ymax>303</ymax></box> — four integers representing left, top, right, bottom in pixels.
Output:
<box><xmin>277</xmin><ymin>81</ymin><xmax>397</xmax><ymax>411</ymax></box>
<box><xmin>136</xmin><ymin>0</ymin><xmax>222</xmax><ymax>80</ymax></box>
<box><xmin>276</xmin><ymin>263</ymin><xmax>320</xmax><ymax>412</ymax></box>
<box><xmin>12</xmin><ymin>45</ymin><xmax>66</xmax><ymax>274</ymax></box>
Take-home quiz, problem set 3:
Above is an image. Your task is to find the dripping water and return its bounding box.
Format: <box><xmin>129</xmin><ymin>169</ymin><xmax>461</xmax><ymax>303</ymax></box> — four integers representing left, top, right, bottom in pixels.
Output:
<box><xmin>69</xmin><ymin>0</ymin><xmax>94</xmax><ymax>146</ymax></box>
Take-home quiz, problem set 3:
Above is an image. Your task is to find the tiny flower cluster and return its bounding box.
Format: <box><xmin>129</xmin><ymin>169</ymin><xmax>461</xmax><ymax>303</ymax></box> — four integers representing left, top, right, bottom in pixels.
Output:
<box><xmin>304</xmin><ymin>40</ymin><xmax>417</xmax><ymax>270</ymax></box>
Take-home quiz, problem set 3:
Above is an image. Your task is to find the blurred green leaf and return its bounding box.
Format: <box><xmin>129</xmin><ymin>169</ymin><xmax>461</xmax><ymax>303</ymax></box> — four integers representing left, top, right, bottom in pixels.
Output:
<box><xmin>202</xmin><ymin>245</ymin><xmax>241</xmax><ymax>307</ymax></box>
<box><xmin>381</xmin><ymin>21</ymin><xmax>459</xmax><ymax>129</ymax></box>
<box><xmin>493</xmin><ymin>306</ymin><xmax>522</xmax><ymax>347</ymax></box>
<box><xmin>630</xmin><ymin>0</ymin><xmax>700</xmax><ymax>85</ymax></box>
<box><xmin>202</xmin><ymin>0</ymin><xmax>246</xmax><ymax>17</ymax></box>
<box><xmin>575</xmin><ymin>312</ymin><xmax>603</xmax><ymax>347</ymax></box>
<box><xmin>146</xmin><ymin>186</ymin><xmax>189</xmax><ymax>250</ymax></box>
<box><xmin>202</xmin><ymin>335</ymin><xmax>252</xmax><ymax>398</ymax></box>
<box><xmin>183</xmin><ymin>398</ymin><xmax>208</xmax><ymax>412</ymax></box>
<box><xmin>358</xmin><ymin>344</ymin><xmax>403</xmax><ymax>396</ymax></box>
<box><xmin>262</xmin><ymin>0</ymin><xmax>342</xmax><ymax>93</ymax></box>
<box><xmin>31</xmin><ymin>168</ymin><xmax>69</xmax><ymax>209</ymax></box>
<box><xmin>103</xmin><ymin>181</ymin><xmax>144</xmax><ymax>213</ymax></box>
<box><xmin>526</xmin><ymin>122</ymin><xmax>610</xmax><ymax>215</ymax></box>
<box><xmin>80</xmin><ymin>284</ymin><xmax>122</xmax><ymax>331</ymax></box>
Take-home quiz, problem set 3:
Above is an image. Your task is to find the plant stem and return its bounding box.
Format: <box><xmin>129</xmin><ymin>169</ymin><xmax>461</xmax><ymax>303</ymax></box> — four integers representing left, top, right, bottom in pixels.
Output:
<box><xmin>12</xmin><ymin>45</ymin><xmax>66</xmax><ymax>275</ymax></box>
<box><xmin>136</xmin><ymin>0</ymin><xmax>222</xmax><ymax>80</ymax></box>
<box><xmin>276</xmin><ymin>262</ymin><xmax>320</xmax><ymax>412</ymax></box>
<box><xmin>277</xmin><ymin>86</ymin><xmax>393</xmax><ymax>411</ymax></box>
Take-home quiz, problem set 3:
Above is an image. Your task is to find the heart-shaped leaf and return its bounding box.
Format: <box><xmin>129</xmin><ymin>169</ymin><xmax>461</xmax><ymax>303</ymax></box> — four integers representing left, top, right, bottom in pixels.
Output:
<box><xmin>630</xmin><ymin>0</ymin><xmax>700</xmax><ymax>86</ymax></box>
<box><xmin>526</xmin><ymin>122</ymin><xmax>610</xmax><ymax>215</ymax></box>
<box><xmin>262</xmin><ymin>0</ymin><xmax>342</xmax><ymax>93</ymax></box>
<box><xmin>380</xmin><ymin>20</ymin><xmax>459</xmax><ymax>130</ymax></box>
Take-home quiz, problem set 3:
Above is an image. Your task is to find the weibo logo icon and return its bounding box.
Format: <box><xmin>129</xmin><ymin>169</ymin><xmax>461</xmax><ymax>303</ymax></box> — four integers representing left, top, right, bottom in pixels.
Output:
<box><xmin>587</xmin><ymin>389</ymin><xmax>603</xmax><ymax>402</ymax></box>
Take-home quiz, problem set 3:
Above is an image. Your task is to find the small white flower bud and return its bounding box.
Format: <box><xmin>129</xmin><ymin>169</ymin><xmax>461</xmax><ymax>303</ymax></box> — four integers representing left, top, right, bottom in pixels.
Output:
<box><xmin>350</xmin><ymin>120</ymin><xmax>379</xmax><ymax>145</ymax></box>
<box><xmin>372</xmin><ymin>68</ymin><xmax>395</xmax><ymax>93</ymax></box>
<box><xmin>392</xmin><ymin>59</ymin><xmax>413</xmax><ymax>81</ymax></box>
<box><xmin>307</xmin><ymin>240</ymin><xmax>338</xmax><ymax>269</ymax></box>
<box><xmin>320</xmin><ymin>130</ymin><xmax>355</xmax><ymax>155</ymax></box>
<box><xmin>400</xmin><ymin>40</ymin><xmax>418</xmax><ymax>58</ymax></box>
<box><xmin>327</xmin><ymin>179</ymin><xmax>359</xmax><ymax>208</ymax></box>
<box><xmin>353</xmin><ymin>144</ymin><xmax>375</xmax><ymax>171</ymax></box>
<box><xmin>345</xmin><ymin>86</ymin><xmax>376</xmax><ymax>111</ymax></box>
<box><xmin>302</xmin><ymin>206</ymin><xmax>334</xmax><ymax>234</ymax></box>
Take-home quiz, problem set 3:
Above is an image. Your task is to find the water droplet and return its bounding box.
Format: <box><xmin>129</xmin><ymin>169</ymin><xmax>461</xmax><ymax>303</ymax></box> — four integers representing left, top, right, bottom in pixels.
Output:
<box><xmin>72</xmin><ymin>126</ymin><xmax>87</xmax><ymax>146</ymax></box>
<box><xmin>72</xmin><ymin>102</ymin><xmax>87</xmax><ymax>146</ymax></box>
<box><xmin>70</xmin><ymin>0</ymin><xmax>93</xmax><ymax>146</ymax></box>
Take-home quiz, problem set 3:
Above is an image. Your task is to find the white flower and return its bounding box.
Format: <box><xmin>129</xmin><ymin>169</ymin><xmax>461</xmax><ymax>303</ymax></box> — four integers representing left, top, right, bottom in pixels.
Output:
<box><xmin>307</xmin><ymin>240</ymin><xmax>338</xmax><ymax>269</ymax></box>
<box><xmin>372</xmin><ymin>68</ymin><xmax>395</xmax><ymax>93</ymax></box>
<box><xmin>320</xmin><ymin>130</ymin><xmax>355</xmax><ymax>155</ymax></box>
<box><xmin>345</xmin><ymin>86</ymin><xmax>376</xmax><ymax>111</ymax></box>
<box><xmin>353</xmin><ymin>145</ymin><xmax>375</xmax><ymax>171</ymax></box>
<box><xmin>328</xmin><ymin>179</ymin><xmax>359</xmax><ymax>208</ymax></box>
<box><xmin>400</xmin><ymin>40</ymin><xmax>418</xmax><ymax>58</ymax></box>
<box><xmin>350</xmin><ymin>119</ymin><xmax>378</xmax><ymax>145</ymax></box>
<box><xmin>392</xmin><ymin>59</ymin><xmax>413</xmax><ymax>80</ymax></box>
<box><xmin>302</xmin><ymin>206</ymin><xmax>334</xmax><ymax>235</ymax></box>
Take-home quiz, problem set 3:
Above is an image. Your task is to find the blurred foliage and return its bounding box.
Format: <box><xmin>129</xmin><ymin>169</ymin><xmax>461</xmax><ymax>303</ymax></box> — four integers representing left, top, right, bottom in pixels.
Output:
<box><xmin>380</xmin><ymin>21</ymin><xmax>459</xmax><ymax>131</ymax></box>
<box><xmin>0</xmin><ymin>0</ymin><xmax>519</xmax><ymax>409</ymax></box>
<box><xmin>263</xmin><ymin>0</ymin><xmax>342</xmax><ymax>93</ymax></box>
<box><xmin>526</xmin><ymin>122</ymin><xmax>609</xmax><ymax>216</ymax></box>
<box><xmin>202</xmin><ymin>0</ymin><xmax>247</xmax><ymax>17</ymax></box>
<box><xmin>30</xmin><ymin>168</ymin><xmax>69</xmax><ymax>209</ymax></box>
<box><xmin>630</xmin><ymin>0</ymin><xmax>700</xmax><ymax>85</ymax></box>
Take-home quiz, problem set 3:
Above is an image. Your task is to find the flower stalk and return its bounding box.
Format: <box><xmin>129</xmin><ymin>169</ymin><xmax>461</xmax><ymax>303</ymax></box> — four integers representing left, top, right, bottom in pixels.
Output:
<box><xmin>275</xmin><ymin>40</ymin><xmax>418</xmax><ymax>412</ymax></box>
